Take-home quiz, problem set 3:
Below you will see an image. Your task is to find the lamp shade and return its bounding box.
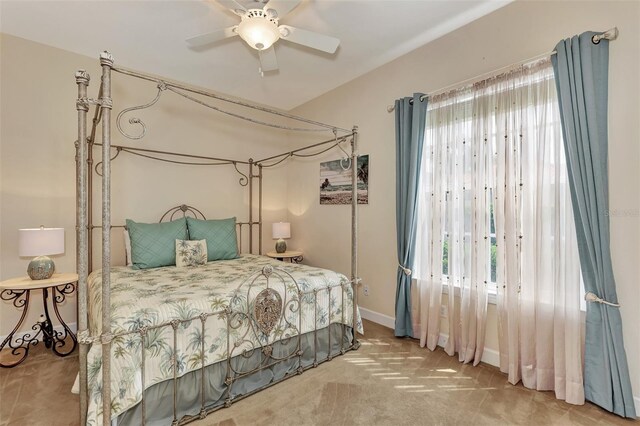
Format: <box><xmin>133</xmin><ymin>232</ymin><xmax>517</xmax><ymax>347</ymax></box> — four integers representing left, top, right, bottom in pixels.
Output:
<box><xmin>272</xmin><ymin>222</ymin><xmax>291</xmax><ymax>239</ymax></box>
<box><xmin>18</xmin><ymin>227</ymin><xmax>65</xmax><ymax>257</ymax></box>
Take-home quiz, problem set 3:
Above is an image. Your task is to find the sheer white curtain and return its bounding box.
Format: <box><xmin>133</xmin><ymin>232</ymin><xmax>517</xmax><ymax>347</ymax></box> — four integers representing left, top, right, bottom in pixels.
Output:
<box><xmin>413</xmin><ymin>59</ymin><xmax>584</xmax><ymax>403</ymax></box>
<box><xmin>414</xmin><ymin>82</ymin><xmax>490</xmax><ymax>365</ymax></box>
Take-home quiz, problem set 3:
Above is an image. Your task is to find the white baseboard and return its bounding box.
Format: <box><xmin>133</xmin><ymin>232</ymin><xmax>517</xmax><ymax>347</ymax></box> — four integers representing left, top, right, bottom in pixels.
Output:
<box><xmin>480</xmin><ymin>346</ymin><xmax>501</xmax><ymax>367</ymax></box>
<box><xmin>359</xmin><ymin>307</ymin><xmax>639</xmax><ymax>417</ymax></box>
<box><xmin>436</xmin><ymin>332</ymin><xmax>500</xmax><ymax>367</ymax></box>
<box><xmin>359</xmin><ymin>307</ymin><xmax>396</xmax><ymax>330</ymax></box>
<box><xmin>359</xmin><ymin>307</ymin><xmax>500</xmax><ymax>367</ymax></box>
<box><xmin>0</xmin><ymin>322</ymin><xmax>77</xmax><ymax>346</ymax></box>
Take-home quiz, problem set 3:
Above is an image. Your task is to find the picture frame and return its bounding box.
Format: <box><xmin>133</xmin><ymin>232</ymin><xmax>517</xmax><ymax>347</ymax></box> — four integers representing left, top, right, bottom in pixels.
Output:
<box><xmin>319</xmin><ymin>155</ymin><xmax>369</xmax><ymax>205</ymax></box>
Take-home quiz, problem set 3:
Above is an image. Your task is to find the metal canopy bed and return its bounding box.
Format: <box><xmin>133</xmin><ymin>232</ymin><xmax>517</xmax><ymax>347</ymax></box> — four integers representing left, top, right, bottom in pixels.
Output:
<box><xmin>75</xmin><ymin>51</ymin><xmax>361</xmax><ymax>426</ymax></box>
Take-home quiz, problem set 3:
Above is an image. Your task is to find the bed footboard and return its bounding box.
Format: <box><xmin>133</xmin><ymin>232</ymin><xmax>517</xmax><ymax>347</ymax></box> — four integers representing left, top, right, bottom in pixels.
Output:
<box><xmin>88</xmin><ymin>265</ymin><xmax>359</xmax><ymax>426</ymax></box>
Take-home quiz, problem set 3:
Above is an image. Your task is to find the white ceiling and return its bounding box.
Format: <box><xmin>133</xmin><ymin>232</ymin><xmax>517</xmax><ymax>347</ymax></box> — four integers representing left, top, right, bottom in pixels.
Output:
<box><xmin>1</xmin><ymin>0</ymin><xmax>510</xmax><ymax>110</ymax></box>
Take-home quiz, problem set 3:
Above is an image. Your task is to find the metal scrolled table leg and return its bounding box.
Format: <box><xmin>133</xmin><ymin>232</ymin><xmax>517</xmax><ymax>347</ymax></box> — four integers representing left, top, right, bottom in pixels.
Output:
<box><xmin>49</xmin><ymin>283</ymin><xmax>78</xmax><ymax>356</ymax></box>
<box><xmin>0</xmin><ymin>289</ymin><xmax>37</xmax><ymax>368</ymax></box>
<box><xmin>41</xmin><ymin>288</ymin><xmax>55</xmax><ymax>349</ymax></box>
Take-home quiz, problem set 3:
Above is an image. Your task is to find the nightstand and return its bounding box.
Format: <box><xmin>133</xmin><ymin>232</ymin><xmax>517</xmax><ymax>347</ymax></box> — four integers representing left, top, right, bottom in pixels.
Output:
<box><xmin>0</xmin><ymin>273</ymin><xmax>78</xmax><ymax>368</ymax></box>
<box><xmin>266</xmin><ymin>250</ymin><xmax>304</xmax><ymax>264</ymax></box>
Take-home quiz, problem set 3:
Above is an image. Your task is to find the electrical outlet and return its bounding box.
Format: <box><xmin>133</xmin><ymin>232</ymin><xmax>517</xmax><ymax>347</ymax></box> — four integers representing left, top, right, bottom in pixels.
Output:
<box><xmin>363</xmin><ymin>285</ymin><xmax>370</xmax><ymax>296</ymax></box>
<box><xmin>440</xmin><ymin>305</ymin><xmax>448</xmax><ymax>318</ymax></box>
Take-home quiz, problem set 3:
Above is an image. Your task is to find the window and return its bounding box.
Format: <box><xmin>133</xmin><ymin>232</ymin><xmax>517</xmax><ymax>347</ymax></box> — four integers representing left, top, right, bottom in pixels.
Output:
<box><xmin>414</xmin><ymin>61</ymin><xmax>573</xmax><ymax>301</ymax></box>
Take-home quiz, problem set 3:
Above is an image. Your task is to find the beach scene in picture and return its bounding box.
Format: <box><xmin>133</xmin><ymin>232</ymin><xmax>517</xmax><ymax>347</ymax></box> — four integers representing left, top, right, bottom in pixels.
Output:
<box><xmin>320</xmin><ymin>155</ymin><xmax>369</xmax><ymax>204</ymax></box>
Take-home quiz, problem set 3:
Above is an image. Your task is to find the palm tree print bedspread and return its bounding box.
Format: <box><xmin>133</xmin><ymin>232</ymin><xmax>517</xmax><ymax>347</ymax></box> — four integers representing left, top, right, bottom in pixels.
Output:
<box><xmin>84</xmin><ymin>254</ymin><xmax>362</xmax><ymax>424</ymax></box>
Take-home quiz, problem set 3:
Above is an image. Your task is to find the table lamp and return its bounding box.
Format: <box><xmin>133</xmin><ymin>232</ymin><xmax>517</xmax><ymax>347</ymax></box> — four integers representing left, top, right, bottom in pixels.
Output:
<box><xmin>272</xmin><ymin>222</ymin><xmax>290</xmax><ymax>254</ymax></box>
<box><xmin>18</xmin><ymin>227</ymin><xmax>65</xmax><ymax>280</ymax></box>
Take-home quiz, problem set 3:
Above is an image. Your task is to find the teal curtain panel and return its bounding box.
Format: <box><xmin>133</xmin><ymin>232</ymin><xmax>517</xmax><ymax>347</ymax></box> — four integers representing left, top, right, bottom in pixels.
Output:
<box><xmin>552</xmin><ymin>32</ymin><xmax>636</xmax><ymax>418</ymax></box>
<box><xmin>394</xmin><ymin>93</ymin><xmax>427</xmax><ymax>337</ymax></box>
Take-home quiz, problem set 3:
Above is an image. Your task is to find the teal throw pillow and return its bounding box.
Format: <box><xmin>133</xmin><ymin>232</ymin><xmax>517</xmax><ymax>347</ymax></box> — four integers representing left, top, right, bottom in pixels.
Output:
<box><xmin>186</xmin><ymin>217</ymin><xmax>238</xmax><ymax>261</ymax></box>
<box><xmin>126</xmin><ymin>217</ymin><xmax>188</xmax><ymax>269</ymax></box>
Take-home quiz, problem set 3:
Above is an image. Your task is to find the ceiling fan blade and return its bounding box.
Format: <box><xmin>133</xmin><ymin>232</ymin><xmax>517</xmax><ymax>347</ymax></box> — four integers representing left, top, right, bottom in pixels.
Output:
<box><xmin>186</xmin><ymin>26</ymin><xmax>238</xmax><ymax>47</ymax></box>
<box><xmin>278</xmin><ymin>25</ymin><xmax>340</xmax><ymax>54</ymax></box>
<box><xmin>263</xmin><ymin>0</ymin><xmax>301</xmax><ymax>19</ymax></box>
<box><xmin>258</xmin><ymin>46</ymin><xmax>279</xmax><ymax>72</ymax></box>
<box><xmin>215</xmin><ymin>0</ymin><xmax>247</xmax><ymax>16</ymax></box>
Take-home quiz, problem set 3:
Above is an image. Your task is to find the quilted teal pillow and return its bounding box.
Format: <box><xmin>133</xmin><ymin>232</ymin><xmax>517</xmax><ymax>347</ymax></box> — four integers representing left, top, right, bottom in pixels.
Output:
<box><xmin>126</xmin><ymin>218</ymin><xmax>188</xmax><ymax>269</ymax></box>
<box><xmin>186</xmin><ymin>217</ymin><xmax>238</xmax><ymax>261</ymax></box>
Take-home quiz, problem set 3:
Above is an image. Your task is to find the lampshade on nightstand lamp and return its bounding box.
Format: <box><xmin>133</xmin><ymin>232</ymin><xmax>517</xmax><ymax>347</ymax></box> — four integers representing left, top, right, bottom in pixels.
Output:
<box><xmin>272</xmin><ymin>222</ymin><xmax>290</xmax><ymax>254</ymax></box>
<box><xmin>19</xmin><ymin>227</ymin><xmax>64</xmax><ymax>280</ymax></box>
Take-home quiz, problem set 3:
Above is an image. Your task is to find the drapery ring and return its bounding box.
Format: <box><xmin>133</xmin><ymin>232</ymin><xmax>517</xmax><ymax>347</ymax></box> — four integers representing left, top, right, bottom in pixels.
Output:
<box><xmin>585</xmin><ymin>292</ymin><xmax>620</xmax><ymax>307</ymax></box>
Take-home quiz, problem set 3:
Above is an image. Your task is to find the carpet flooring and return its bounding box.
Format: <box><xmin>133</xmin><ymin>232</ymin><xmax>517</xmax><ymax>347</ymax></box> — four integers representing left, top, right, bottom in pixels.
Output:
<box><xmin>0</xmin><ymin>320</ymin><xmax>633</xmax><ymax>425</ymax></box>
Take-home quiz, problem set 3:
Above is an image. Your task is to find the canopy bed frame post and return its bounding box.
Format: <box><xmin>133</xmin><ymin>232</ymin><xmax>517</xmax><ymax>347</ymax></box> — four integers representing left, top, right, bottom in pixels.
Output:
<box><xmin>248</xmin><ymin>158</ymin><xmax>254</xmax><ymax>253</ymax></box>
<box><xmin>258</xmin><ymin>164</ymin><xmax>263</xmax><ymax>255</ymax></box>
<box><xmin>351</xmin><ymin>126</ymin><xmax>360</xmax><ymax>347</ymax></box>
<box><xmin>87</xmin><ymin>84</ymin><xmax>101</xmax><ymax>273</ymax></box>
<box><xmin>88</xmin><ymin>141</ymin><xmax>93</xmax><ymax>273</ymax></box>
<box><xmin>75</xmin><ymin>69</ymin><xmax>90</xmax><ymax>426</ymax></box>
<box><xmin>99</xmin><ymin>51</ymin><xmax>114</xmax><ymax>426</ymax></box>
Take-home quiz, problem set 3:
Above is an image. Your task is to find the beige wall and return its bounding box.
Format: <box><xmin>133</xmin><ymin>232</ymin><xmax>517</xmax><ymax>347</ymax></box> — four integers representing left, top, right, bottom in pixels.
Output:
<box><xmin>0</xmin><ymin>35</ymin><xmax>293</xmax><ymax>337</ymax></box>
<box><xmin>287</xmin><ymin>0</ymin><xmax>640</xmax><ymax>401</ymax></box>
<box><xmin>1</xmin><ymin>0</ymin><xmax>638</xmax><ymax>405</ymax></box>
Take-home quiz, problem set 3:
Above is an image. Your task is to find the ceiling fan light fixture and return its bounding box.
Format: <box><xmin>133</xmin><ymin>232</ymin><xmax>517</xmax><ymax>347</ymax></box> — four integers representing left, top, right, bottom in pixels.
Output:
<box><xmin>237</xmin><ymin>9</ymin><xmax>280</xmax><ymax>50</ymax></box>
<box><xmin>188</xmin><ymin>0</ymin><xmax>339</xmax><ymax>72</ymax></box>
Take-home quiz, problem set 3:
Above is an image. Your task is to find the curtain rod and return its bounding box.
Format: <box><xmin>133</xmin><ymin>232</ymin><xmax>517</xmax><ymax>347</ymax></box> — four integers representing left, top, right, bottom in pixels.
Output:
<box><xmin>386</xmin><ymin>27</ymin><xmax>618</xmax><ymax>113</ymax></box>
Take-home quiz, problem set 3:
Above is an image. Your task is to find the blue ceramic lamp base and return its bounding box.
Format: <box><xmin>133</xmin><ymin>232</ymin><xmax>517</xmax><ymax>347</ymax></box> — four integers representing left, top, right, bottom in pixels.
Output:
<box><xmin>28</xmin><ymin>256</ymin><xmax>55</xmax><ymax>280</ymax></box>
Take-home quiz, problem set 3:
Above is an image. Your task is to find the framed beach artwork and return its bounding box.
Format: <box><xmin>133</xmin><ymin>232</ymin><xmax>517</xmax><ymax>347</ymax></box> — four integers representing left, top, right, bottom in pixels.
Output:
<box><xmin>319</xmin><ymin>155</ymin><xmax>369</xmax><ymax>204</ymax></box>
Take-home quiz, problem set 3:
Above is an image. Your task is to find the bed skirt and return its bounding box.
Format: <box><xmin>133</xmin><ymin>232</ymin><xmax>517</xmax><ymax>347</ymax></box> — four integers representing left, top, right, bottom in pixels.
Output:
<box><xmin>114</xmin><ymin>323</ymin><xmax>353</xmax><ymax>425</ymax></box>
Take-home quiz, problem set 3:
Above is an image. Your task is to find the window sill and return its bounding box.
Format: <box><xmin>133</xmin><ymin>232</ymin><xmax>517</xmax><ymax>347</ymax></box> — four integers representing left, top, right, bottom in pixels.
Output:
<box><xmin>412</xmin><ymin>278</ymin><xmax>586</xmax><ymax>312</ymax></box>
<box><xmin>412</xmin><ymin>277</ymin><xmax>497</xmax><ymax>305</ymax></box>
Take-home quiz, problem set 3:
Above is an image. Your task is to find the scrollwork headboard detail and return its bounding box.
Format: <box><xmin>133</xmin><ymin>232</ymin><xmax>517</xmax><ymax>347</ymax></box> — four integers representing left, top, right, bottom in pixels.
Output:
<box><xmin>106</xmin><ymin>204</ymin><xmax>253</xmax><ymax>270</ymax></box>
<box><xmin>159</xmin><ymin>204</ymin><xmax>206</xmax><ymax>223</ymax></box>
<box><xmin>155</xmin><ymin>204</ymin><xmax>253</xmax><ymax>255</ymax></box>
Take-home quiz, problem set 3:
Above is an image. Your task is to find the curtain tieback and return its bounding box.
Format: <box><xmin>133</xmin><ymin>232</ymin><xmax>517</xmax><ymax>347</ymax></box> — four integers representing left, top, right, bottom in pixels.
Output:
<box><xmin>398</xmin><ymin>264</ymin><xmax>412</xmax><ymax>275</ymax></box>
<box><xmin>585</xmin><ymin>292</ymin><xmax>620</xmax><ymax>307</ymax></box>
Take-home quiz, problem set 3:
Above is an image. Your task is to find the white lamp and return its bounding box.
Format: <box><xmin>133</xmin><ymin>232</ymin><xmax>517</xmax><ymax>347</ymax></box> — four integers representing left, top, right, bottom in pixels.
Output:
<box><xmin>272</xmin><ymin>222</ymin><xmax>290</xmax><ymax>254</ymax></box>
<box><xmin>19</xmin><ymin>227</ymin><xmax>64</xmax><ymax>280</ymax></box>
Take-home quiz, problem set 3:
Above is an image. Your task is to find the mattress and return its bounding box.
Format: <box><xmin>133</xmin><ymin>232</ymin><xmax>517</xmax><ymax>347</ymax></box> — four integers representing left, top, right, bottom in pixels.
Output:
<box><xmin>85</xmin><ymin>254</ymin><xmax>362</xmax><ymax>425</ymax></box>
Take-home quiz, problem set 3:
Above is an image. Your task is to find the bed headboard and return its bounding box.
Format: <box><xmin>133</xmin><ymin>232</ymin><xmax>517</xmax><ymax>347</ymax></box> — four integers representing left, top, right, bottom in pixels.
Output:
<box><xmin>91</xmin><ymin>204</ymin><xmax>256</xmax><ymax>270</ymax></box>
<box><xmin>156</xmin><ymin>204</ymin><xmax>254</xmax><ymax>255</ymax></box>
<box><xmin>159</xmin><ymin>204</ymin><xmax>206</xmax><ymax>222</ymax></box>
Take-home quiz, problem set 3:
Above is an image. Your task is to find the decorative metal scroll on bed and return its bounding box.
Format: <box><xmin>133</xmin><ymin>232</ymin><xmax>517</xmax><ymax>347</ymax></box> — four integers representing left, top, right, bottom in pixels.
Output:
<box><xmin>75</xmin><ymin>51</ymin><xmax>361</xmax><ymax>426</ymax></box>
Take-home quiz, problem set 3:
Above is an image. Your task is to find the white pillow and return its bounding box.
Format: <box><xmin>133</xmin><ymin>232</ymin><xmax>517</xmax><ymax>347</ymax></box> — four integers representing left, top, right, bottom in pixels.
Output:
<box><xmin>124</xmin><ymin>229</ymin><xmax>133</xmax><ymax>266</ymax></box>
<box><xmin>176</xmin><ymin>239</ymin><xmax>208</xmax><ymax>268</ymax></box>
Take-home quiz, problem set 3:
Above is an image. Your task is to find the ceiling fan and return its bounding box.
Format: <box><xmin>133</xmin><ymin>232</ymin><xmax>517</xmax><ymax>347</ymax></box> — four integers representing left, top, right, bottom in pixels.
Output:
<box><xmin>186</xmin><ymin>0</ymin><xmax>340</xmax><ymax>74</ymax></box>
